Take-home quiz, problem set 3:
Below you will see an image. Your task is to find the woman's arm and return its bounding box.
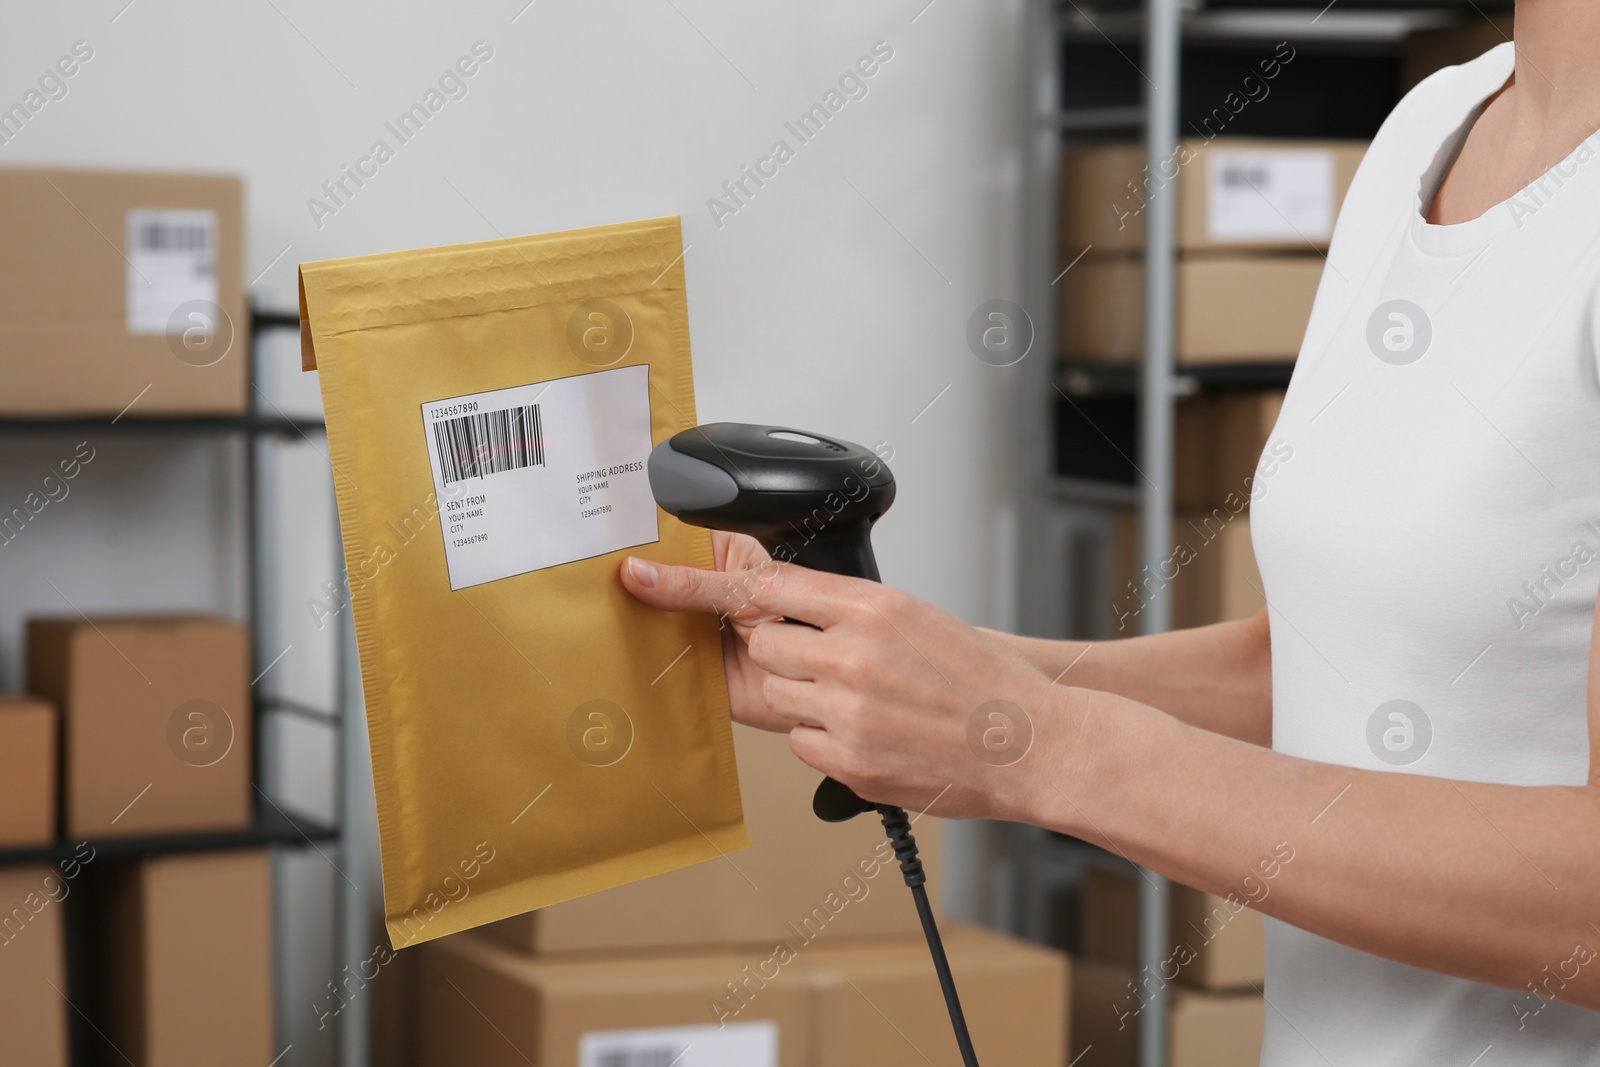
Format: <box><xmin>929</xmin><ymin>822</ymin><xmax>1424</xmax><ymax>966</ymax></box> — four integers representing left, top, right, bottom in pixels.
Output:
<box><xmin>621</xmin><ymin>554</ymin><xmax>1600</xmax><ymax>1011</ymax></box>
<box><xmin>1044</xmin><ymin>683</ymin><xmax>1600</xmax><ymax>1010</ymax></box>
<box><xmin>985</xmin><ymin>610</ymin><xmax>1274</xmax><ymax>746</ymax></box>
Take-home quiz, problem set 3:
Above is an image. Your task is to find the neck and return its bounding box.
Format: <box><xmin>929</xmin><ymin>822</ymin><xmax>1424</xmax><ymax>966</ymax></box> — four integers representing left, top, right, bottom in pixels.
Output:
<box><xmin>1510</xmin><ymin>0</ymin><xmax>1600</xmax><ymax>111</ymax></box>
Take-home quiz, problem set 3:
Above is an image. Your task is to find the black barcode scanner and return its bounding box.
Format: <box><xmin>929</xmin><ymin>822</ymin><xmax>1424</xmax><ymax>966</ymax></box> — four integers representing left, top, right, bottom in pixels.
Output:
<box><xmin>647</xmin><ymin>422</ymin><xmax>891</xmax><ymax>821</ymax></box>
<box><xmin>648</xmin><ymin>422</ymin><xmax>981</xmax><ymax>1067</ymax></box>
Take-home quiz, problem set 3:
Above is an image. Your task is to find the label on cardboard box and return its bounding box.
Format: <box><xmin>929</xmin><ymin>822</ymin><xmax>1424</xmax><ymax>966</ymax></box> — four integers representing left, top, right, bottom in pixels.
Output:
<box><xmin>1205</xmin><ymin>149</ymin><xmax>1336</xmax><ymax>243</ymax></box>
<box><xmin>579</xmin><ymin>1021</ymin><xmax>778</xmax><ymax>1067</ymax></box>
<box><xmin>125</xmin><ymin>208</ymin><xmax>219</xmax><ymax>334</ymax></box>
<box><xmin>421</xmin><ymin>364</ymin><xmax>659</xmax><ymax>591</ymax></box>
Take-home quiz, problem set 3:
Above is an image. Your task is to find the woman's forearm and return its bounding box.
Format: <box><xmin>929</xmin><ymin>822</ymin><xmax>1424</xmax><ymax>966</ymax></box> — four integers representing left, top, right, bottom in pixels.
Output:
<box><xmin>1030</xmin><ymin>687</ymin><xmax>1600</xmax><ymax>1009</ymax></box>
<box><xmin>989</xmin><ymin>608</ymin><xmax>1274</xmax><ymax>745</ymax></box>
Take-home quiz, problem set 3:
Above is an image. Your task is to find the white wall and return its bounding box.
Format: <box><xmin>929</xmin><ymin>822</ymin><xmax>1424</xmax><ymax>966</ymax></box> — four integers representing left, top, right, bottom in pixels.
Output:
<box><xmin>1</xmin><ymin>2</ymin><xmax>1027</xmax><ymax>1062</ymax></box>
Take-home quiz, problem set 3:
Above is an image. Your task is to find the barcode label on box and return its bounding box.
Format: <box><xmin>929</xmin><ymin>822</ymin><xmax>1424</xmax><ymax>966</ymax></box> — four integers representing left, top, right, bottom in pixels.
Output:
<box><xmin>579</xmin><ymin>1021</ymin><xmax>778</xmax><ymax>1067</ymax></box>
<box><xmin>125</xmin><ymin>208</ymin><xmax>219</xmax><ymax>334</ymax></box>
<box><xmin>421</xmin><ymin>364</ymin><xmax>659</xmax><ymax>591</ymax></box>
<box><xmin>1205</xmin><ymin>149</ymin><xmax>1336</xmax><ymax>243</ymax></box>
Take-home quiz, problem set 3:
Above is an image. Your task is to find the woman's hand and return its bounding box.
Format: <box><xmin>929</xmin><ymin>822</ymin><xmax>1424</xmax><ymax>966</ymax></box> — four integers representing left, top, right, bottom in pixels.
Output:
<box><xmin>620</xmin><ymin>547</ymin><xmax>1066</xmax><ymax>821</ymax></box>
<box><xmin>625</xmin><ymin>532</ymin><xmax>803</xmax><ymax>734</ymax></box>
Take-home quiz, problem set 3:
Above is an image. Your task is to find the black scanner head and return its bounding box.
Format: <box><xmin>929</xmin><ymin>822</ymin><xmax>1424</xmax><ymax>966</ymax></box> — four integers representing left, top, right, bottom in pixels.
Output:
<box><xmin>647</xmin><ymin>423</ymin><xmax>894</xmax><ymax>582</ymax></box>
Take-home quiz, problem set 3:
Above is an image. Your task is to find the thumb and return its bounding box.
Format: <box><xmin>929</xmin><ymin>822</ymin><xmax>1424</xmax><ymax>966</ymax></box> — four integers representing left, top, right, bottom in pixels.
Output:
<box><xmin>620</xmin><ymin>556</ymin><xmax>765</xmax><ymax>621</ymax></box>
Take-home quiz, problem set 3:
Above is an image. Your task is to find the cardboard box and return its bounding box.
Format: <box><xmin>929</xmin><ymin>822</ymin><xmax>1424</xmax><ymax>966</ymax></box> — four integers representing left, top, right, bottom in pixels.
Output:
<box><xmin>1061</xmin><ymin>138</ymin><xmax>1367</xmax><ymax>254</ymax></box>
<box><xmin>102</xmin><ymin>849</ymin><xmax>273</xmax><ymax>1066</ymax></box>
<box><xmin>0</xmin><ymin>865</ymin><xmax>71</xmax><ymax>1067</ymax></box>
<box><xmin>418</xmin><ymin>930</ymin><xmax>810</xmax><ymax>1067</ymax></box>
<box><xmin>0</xmin><ymin>695</ymin><xmax>57</xmax><ymax>846</ymax></box>
<box><xmin>0</xmin><ymin>167</ymin><xmax>246</xmax><ymax>416</ymax></box>
<box><xmin>1071</xmin><ymin>958</ymin><xmax>1264</xmax><ymax>1067</ymax></box>
<box><xmin>419</xmin><ymin>922</ymin><xmax>1067</xmax><ymax>1067</ymax></box>
<box><xmin>1175</xmin><ymin>391</ymin><xmax>1287</xmax><ymax>511</ymax></box>
<box><xmin>1169</xmin><ymin>989</ymin><xmax>1266</xmax><ymax>1067</ymax></box>
<box><xmin>481</xmin><ymin>723</ymin><xmax>942</xmax><ymax>954</ymax></box>
<box><xmin>373</xmin><ymin>943</ymin><xmax>423</xmax><ymax>1067</ymax></box>
<box><xmin>1180</xmin><ymin>513</ymin><xmax>1265</xmax><ymax>629</ymax></box>
<box><xmin>800</xmin><ymin>924</ymin><xmax>1068</xmax><ymax>1067</ymax></box>
<box><xmin>1060</xmin><ymin>255</ymin><xmax>1323</xmax><ymax>366</ymax></box>
<box><xmin>1402</xmin><ymin>11</ymin><xmax>1514</xmax><ymax>93</ymax></box>
<box><xmin>27</xmin><ymin>616</ymin><xmax>252</xmax><ymax>839</ymax></box>
<box><xmin>1112</xmin><ymin>512</ymin><xmax>1265</xmax><ymax>635</ymax></box>
<box><xmin>1079</xmin><ymin>869</ymin><xmax>1265</xmax><ymax>991</ymax></box>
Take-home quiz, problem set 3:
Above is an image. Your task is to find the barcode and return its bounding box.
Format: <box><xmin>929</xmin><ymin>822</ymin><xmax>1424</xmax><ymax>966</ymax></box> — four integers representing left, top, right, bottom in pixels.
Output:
<box><xmin>432</xmin><ymin>403</ymin><xmax>545</xmax><ymax>486</ymax></box>
<box><xmin>595</xmin><ymin>1046</ymin><xmax>684</xmax><ymax>1067</ymax></box>
<box><xmin>136</xmin><ymin>220</ymin><xmax>212</xmax><ymax>253</ymax></box>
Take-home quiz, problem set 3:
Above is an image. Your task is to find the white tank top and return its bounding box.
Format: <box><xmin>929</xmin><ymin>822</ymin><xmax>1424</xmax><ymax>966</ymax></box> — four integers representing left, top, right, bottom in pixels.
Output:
<box><xmin>1251</xmin><ymin>42</ymin><xmax>1600</xmax><ymax>1064</ymax></box>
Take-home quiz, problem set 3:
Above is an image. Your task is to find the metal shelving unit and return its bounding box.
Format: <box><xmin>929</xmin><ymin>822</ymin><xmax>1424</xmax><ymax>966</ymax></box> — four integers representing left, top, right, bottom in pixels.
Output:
<box><xmin>0</xmin><ymin>801</ymin><xmax>336</xmax><ymax>868</ymax></box>
<box><xmin>1012</xmin><ymin>2</ymin><xmax>1507</xmax><ymax>1064</ymax></box>
<box><xmin>0</xmin><ymin>310</ymin><xmax>368</xmax><ymax>1066</ymax></box>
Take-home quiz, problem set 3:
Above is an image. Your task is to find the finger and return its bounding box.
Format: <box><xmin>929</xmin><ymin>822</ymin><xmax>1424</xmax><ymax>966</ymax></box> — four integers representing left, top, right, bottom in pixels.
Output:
<box><xmin>746</xmin><ymin>620</ymin><xmax>824</xmax><ymax>681</ymax></box>
<box><xmin>729</xmin><ymin>703</ymin><xmax>805</xmax><ymax>734</ymax></box>
<box><xmin>787</xmin><ymin>726</ymin><xmax>879</xmax><ymax>804</ymax></box>
<box><xmin>711</xmin><ymin>531</ymin><xmax>769</xmax><ymax>571</ymax></box>
<box><xmin>786</xmin><ymin>723</ymin><xmax>836</xmax><ymax>777</ymax></box>
<box><xmin>761</xmin><ymin>674</ymin><xmax>828</xmax><ymax>729</ymax></box>
<box><xmin>744</xmin><ymin>562</ymin><xmax>853</xmax><ymax>629</ymax></box>
<box><xmin>790</xmin><ymin>728</ymin><xmax>889</xmax><ymax>807</ymax></box>
<box><xmin>620</xmin><ymin>557</ymin><xmax>767</xmax><ymax>622</ymax></box>
<box><xmin>723</xmin><ymin>630</ymin><xmax>803</xmax><ymax>734</ymax></box>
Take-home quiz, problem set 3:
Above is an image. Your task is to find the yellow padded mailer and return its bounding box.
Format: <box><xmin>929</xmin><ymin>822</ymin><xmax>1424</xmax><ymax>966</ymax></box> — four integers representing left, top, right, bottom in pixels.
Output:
<box><xmin>299</xmin><ymin>217</ymin><xmax>747</xmax><ymax>948</ymax></box>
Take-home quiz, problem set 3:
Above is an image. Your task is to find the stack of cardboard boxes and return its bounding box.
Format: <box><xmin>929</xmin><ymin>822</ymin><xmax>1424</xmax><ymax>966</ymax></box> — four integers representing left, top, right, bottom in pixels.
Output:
<box><xmin>1072</xmin><ymin>870</ymin><xmax>1268</xmax><ymax>1067</ymax></box>
<box><xmin>0</xmin><ymin>617</ymin><xmax>271</xmax><ymax>1066</ymax></box>
<box><xmin>407</xmin><ymin>725</ymin><xmax>1071</xmax><ymax>1067</ymax></box>
<box><xmin>0</xmin><ymin>681</ymin><xmax>70</xmax><ymax>1067</ymax></box>
<box><xmin>1110</xmin><ymin>390</ymin><xmax>1286</xmax><ymax>636</ymax></box>
<box><xmin>1058</xmin><ymin>136</ymin><xmax>1365</xmax><ymax>367</ymax></box>
<box><xmin>1056</xmin><ymin>137</ymin><xmax>1366</xmax><ymax>634</ymax></box>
